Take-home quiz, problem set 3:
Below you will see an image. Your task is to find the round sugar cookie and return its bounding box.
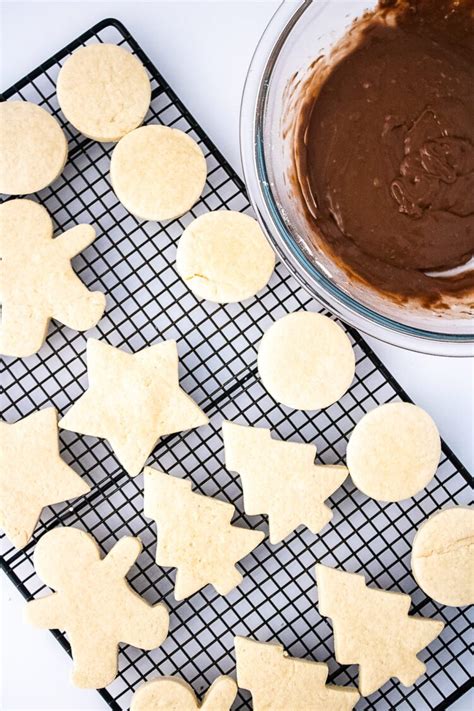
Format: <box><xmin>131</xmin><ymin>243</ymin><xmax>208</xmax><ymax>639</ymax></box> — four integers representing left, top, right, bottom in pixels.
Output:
<box><xmin>257</xmin><ymin>311</ymin><xmax>355</xmax><ymax>410</ymax></box>
<box><xmin>176</xmin><ymin>210</ymin><xmax>275</xmax><ymax>303</ymax></box>
<box><xmin>57</xmin><ymin>43</ymin><xmax>151</xmax><ymax>142</ymax></box>
<box><xmin>0</xmin><ymin>101</ymin><xmax>67</xmax><ymax>195</ymax></box>
<box><xmin>347</xmin><ymin>402</ymin><xmax>441</xmax><ymax>502</ymax></box>
<box><xmin>411</xmin><ymin>506</ymin><xmax>474</xmax><ymax>607</ymax></box>
<box><xmin>110</xmin><ymin>125</ymin><xmax>207</xmax><ymax>221</ymax></box>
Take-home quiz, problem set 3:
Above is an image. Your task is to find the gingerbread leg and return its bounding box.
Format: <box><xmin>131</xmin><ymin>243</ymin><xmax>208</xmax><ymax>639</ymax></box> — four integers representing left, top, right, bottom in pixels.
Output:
<box><xmin>69</xmin><ymin>632</ymin><xmax>119</xmax><ymax>689</ymax></box>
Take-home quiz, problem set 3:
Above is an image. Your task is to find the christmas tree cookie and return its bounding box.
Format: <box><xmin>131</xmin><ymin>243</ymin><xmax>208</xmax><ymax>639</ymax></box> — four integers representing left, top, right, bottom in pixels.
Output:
<box><xmin>316</xmin><ymin>564</ymin><xmax>444</xmax><ymax>696</ymax></box>
<box><xmin>144</xmin><ymin>467</ymin><xmax>264</xmax><ymax>600</ymax></box>
<box><xmin>223</xmin><ymin>421</ymin><xmax>348</xmax><ymax>543</ymax></box>
<box><xmin>0</xmin><ymin>408</ymin><xmax>90</xmax><ymax>548</ymax></box>
<box><xmin>235</xmin><ymin>636</ymin><xmax>359</xmax><ymax>710</ymax></box>
<box><xmin>25</xmin><ymin>527</ymin><xmax>169</xmax><ymax>688</ymax></box>
<box><xmin>131</xmin><ymin>676</ymin><xmax>237</xmax><ymax>711</ymax></box>
<box><xmin>59</xmin><ymin>338</ymin><xmax>208</xmax><ymax>476</ymax></box>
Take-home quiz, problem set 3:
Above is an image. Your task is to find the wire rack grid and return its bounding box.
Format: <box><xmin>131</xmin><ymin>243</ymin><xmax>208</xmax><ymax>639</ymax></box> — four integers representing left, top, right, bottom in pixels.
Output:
<box><xmin>1</xmin><ymin>18</ymin><xmax>473</xmax><ymax>711</ymax></box>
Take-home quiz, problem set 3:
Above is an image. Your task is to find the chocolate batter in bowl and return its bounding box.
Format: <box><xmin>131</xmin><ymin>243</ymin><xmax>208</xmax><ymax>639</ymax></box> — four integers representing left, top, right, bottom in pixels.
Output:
<box><xmin>240</xmin><ymin>0</ymin><xmax>474</xmax><ymax>355</ymax></box>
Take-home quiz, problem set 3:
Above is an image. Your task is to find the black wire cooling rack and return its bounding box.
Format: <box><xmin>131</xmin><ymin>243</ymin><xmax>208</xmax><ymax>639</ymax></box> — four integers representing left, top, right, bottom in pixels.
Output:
<box><xmin>1</xmin><ymin>18</ymin><xmax>473</xmax><ymax>711</ymax></box>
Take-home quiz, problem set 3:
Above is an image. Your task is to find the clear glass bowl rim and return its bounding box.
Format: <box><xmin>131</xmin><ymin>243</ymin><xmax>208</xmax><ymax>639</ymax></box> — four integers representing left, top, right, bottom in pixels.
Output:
<box><xmin>239</xmin><ymin>0</ymin><xmax>474</xmax><ymax>357</ymax></box>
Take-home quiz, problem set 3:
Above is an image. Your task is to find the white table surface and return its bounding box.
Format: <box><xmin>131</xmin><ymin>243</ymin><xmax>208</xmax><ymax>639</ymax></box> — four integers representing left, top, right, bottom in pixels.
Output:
<box><xmin>1</xmin><ymin>2</ymin><xmax>473</xmax><ymax>709</ymax></box>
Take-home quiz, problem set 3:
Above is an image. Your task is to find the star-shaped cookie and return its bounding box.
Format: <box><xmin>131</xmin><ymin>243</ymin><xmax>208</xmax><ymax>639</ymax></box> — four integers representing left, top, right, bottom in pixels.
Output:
<box><xmin>59</xmin><ymin>338</ymin><xmax>208</xmax><ymax>476</ymax></box>
<box><xmin>0</xmin><ymin>408</ymin><xmax>90</xmax><ymax>548</ymax></box>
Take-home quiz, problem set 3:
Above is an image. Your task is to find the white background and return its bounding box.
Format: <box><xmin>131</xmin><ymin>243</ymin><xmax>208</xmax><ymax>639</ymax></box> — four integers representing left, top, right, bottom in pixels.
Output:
<box><xmin>0</xmin><ymin>1</ymin><xmax>473</xmax><ymax>709</ymax></box>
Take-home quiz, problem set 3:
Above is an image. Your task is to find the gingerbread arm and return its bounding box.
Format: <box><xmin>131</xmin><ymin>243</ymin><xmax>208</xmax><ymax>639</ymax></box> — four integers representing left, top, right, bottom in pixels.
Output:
<box><xmin>202</xmin><ymin>676</ymin><xmax>238</xmax><ymax>711</ymax></box>
<box><xmin>103</xmin><ymin>537</ymin><xmax>142</xmax><ymax>577</ymax></box>
<box><xmin>55</xmin><ymin>224</ymin><xmax>96</xmax><ymax>259</ymax></box>
<box><xmin>25</xmin><ymin>593</ymin><xmax>64</xmax><ymax>630</ymax></box>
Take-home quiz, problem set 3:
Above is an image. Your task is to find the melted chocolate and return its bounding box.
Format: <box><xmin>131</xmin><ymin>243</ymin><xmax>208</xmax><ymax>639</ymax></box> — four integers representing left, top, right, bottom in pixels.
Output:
<box><xmin>293</xmin><ymin>0</ymin><xmax>474</xmax><ymax>305</ymax></box>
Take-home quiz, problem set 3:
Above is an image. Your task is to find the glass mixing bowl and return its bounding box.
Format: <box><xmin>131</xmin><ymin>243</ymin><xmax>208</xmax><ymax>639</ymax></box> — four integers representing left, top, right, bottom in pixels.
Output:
<box><xmin>240</xmin><ymin>0</ymin><xmax>474</xmax><ymax>356</ymax></box>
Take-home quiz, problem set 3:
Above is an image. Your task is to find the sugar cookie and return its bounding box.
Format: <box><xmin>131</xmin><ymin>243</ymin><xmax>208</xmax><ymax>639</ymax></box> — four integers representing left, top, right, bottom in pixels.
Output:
<box><xmin>59</xmin><ymin>339</ymin><xmax>208</xmax><ymax>477</ymax></box>
<box><xmin>223</xmin><ymin>421</ymin><xmax>348</xmax><ymax>543</ymax></box>
<box><xmin>257</xmin><ymin>311</ymin><xmax>355</xmax><ymax>410</ymax></box>
<box><xmin>144</xmin><ymin>467</ymin><xmax>264</xmax><ymax>600</ymax></box>
<box><xmin>25</xmin><ymin>527</ymin><xmax>169</xmax><ymax>688</ymax></box>
<box><xmin>131</xmin><ymin>676</ymin><xmax>237</xmax><ymax>711</ymax></box>
<box><xmin>347</xmin><ymin>402</ymin><xmax>441</xmax><ymax>502</ymax></box>
<box><xmin>176</xmin><ymin>211</ymin><xmax>275</xmax><ymax>303</ymax></box>
<box><xmin>57</xmin><ymin>43</ymin><xmax>151</xmax><ymax>142</ymax></box>
<box><xmin>316</xmin><ymin>564</ymin><xmax>444</xmax><ymax>696</ymax></box>
<box><xmin>411</xmin><ymin>506</ymin><xmax>474</xmax><ymax>607</ymax></box>
<box><xmin>110</xmin><ymin>125</ymin><xmax>207</xmax><ymax>221</ymax></box>
<box><xmin>0</xmin><ymin>199</ymin><xmax>105</xmax><ymax>357</ymax></box>
<box><xmin>0</xmin><ymin>100</ymin><xmax>67</xmax><ymax>195</ymax></box>
<box><xmin>0</xmin><ymin>408</ymin><xmax>90</xmax><ymax>548</ymax></box>
<box><xmin>235</xmin><ymin>636</ymin><xmax>359</xmax><ymax>710</ymax></box>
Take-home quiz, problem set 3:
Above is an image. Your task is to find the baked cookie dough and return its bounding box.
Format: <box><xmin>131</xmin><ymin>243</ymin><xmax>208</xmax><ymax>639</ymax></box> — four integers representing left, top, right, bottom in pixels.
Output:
<box><xmin>347</xmin><ymin>402</ymin><xmax>441</xmax><ymax>502</ymax></box>
<box><xmin>25</xmin><ymin>527</ymin><xmax>169</xmax><ymax>688</ymax></box>
<box><xmin>144</xmin><ymin>466</ymin><xmax>264</xmax><ymax>600</ymax></box>
<box><xmin>235</xmin><ymin>636</ymin><xmax>359</xmax><ymax>710</ymax></box>
<box><xmin>316</xmin><ymin>564</ymin><xmax>444</xmax><ymax>696</ymax></box>
<box><xmin>257</xmin><ymin>311</ymin><xmax>355</xmax><ymax>410</ymax></box>
<box><xmin>131</xmin><ymin>676</ymin><xmax>237</xmax><ymax>711</ymax></box>
<box><xmin>110</xmin><ymin>125</ymin><xmax>207</xmax><ymax>221</ymax></box>
<box><xmin>0</xmin><ymin>199</ymin><xmax>105</xmax><ymax>357</ymax></box>
<box><xmin>223</xmin><ymin>421</ymin><xmax>348</xmax><ymax>543</ymax></box>
<box><xmin>57</xmin><ymin>43</ymin><xmax>151</xmax><ymax>142</ymax></box>
<box><xmin>59</xmin><ymin>339</ymin><xmax>208</xmax><ymax>477</ymax></box>
<box><xmin>176</xmin><ymin>210</ymin><xmax>275</xmax><ymax>303</ymax></box>
<box><xmin>411</xmin><ymin>506</ymin><xmax>474</xmax><ymax>607</ymax></box>
<box><xmin>0</xmin><ymin>408</ymin><xmax>90</xmax><ymax>549</ymax></box>
<box><xmin>0</xmin><ymin>100</ymin><xmax>67</xmax><ymax>195</ymax></box>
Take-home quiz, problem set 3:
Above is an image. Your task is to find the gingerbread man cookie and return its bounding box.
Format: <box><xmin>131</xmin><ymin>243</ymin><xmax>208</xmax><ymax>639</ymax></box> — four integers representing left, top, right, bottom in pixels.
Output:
<box><xmin>131</xmin><ymin>676</ymin><xmax>237</xmax><ymax>711</ymax></box>
<box><xmin>0</xmin><ymin>199</ymin><xmax>105</xmax><ymax>357</ymax></box>
<box><xmin>25</xmin><ymin>527</ymin><xmax>169</xmax><ymax>688</ymax></box>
